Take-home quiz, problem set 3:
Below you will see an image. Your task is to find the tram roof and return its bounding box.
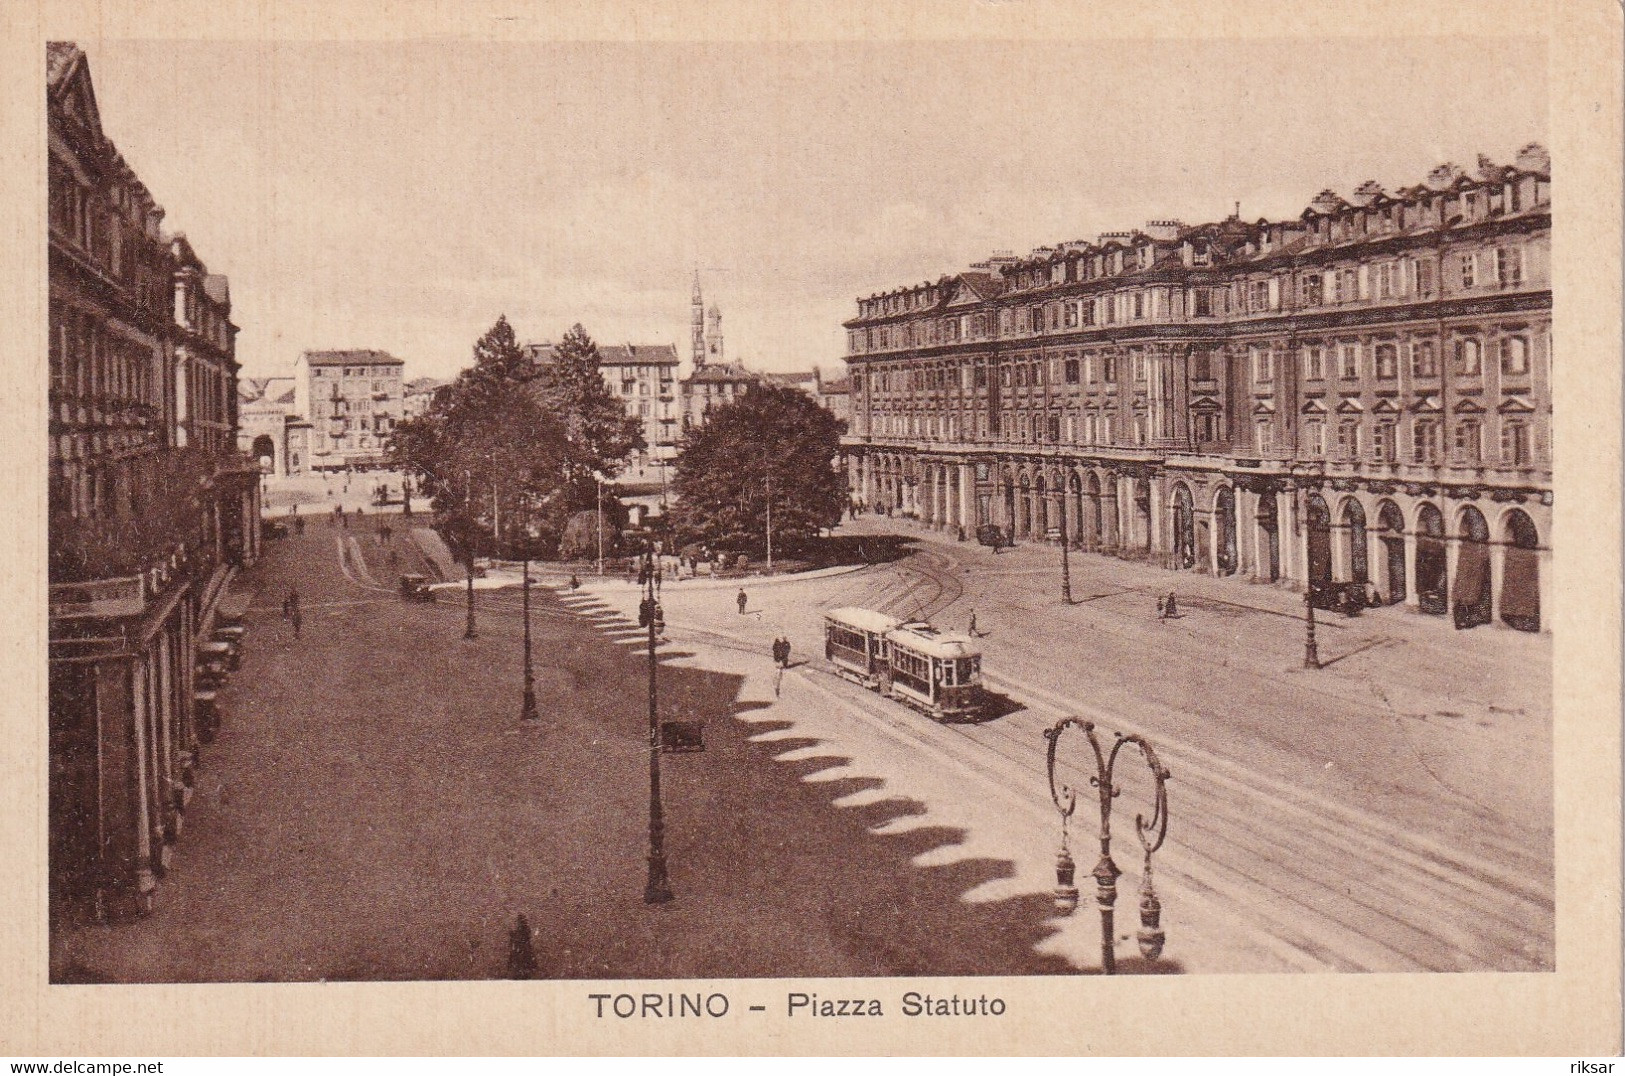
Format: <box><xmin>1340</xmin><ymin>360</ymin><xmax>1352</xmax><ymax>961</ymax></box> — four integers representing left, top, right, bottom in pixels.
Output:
<box><xmin>824</xmin><ymin>607</ymin><xmax>903</xmax><ymax>634</ymax></box>
<box><xmin>887</xmin><ymin>623</ymin><xmax>982</xmax><ymax>659</ymax></box>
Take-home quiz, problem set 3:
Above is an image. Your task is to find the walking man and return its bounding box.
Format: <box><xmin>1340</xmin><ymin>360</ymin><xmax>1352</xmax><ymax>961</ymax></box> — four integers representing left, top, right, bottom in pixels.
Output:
<box><xmin>968</xmin><ymin>609</ymin><xmax>978</xmax><ymax>637</ymax></box>
<box><xmin>737</xmin><ymin>588</ymin><xmax>748</xmax><ymax>615</ymax></box>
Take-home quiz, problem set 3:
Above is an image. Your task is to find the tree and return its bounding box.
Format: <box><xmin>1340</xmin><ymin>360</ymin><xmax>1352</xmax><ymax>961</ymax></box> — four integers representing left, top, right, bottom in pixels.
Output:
<box><xmin>389</xmin><ymin>315</ymin><xmax>569</xmax><ymax>560</ymax></box>
<box><xmin>669</xmin><ymin>384</ymin><xmax>846</xmax><ymax>554</ymax></box>
<box><xmin>531</xmin><ymin>323</ymin><xmax>646</xmax><ymax>543</ymax></box>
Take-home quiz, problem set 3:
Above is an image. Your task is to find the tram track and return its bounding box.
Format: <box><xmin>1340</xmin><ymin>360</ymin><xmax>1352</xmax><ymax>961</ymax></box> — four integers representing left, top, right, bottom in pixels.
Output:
<box><xmin>634</xmin><ymin>607</ymin><xmax>1551</xmax><ymax>972</ymax></box>
<box><xmin>487</xmin><ymin>547</ymin><xmax>1552</xmax><ymax>971</ymax></box>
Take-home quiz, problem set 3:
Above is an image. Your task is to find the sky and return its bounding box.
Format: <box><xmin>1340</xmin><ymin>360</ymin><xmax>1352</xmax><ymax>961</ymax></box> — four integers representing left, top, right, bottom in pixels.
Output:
<box><xmin>79</xmin><ymin>38</ymin><xmax>1546</xmax><ymax>382</ymax></box>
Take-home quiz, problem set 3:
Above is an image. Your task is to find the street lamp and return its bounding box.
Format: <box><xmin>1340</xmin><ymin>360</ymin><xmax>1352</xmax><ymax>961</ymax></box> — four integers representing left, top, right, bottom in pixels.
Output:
<box><xmin>596</xmin><ymin>475</ymin><xmax>604</xmax><ymax>576</ymax></box>
<box><xmin>765</xmin><ymin>467</ymin><xmax>774</xmax><ymax>574</ymax></box>
<box><xmin>1297</xmin><ymin>480</ymin><xmax>1321</xmax><ymax>669</ymax></box>
<box><xmin>1044</xmin><ymin>717</ymin><xmax>1171</xmax><ymax>974</ymax></box>
<box><xmin>520</xmin><ymin>509</ymin><xmax>538</xmax><ymax>722</ymax></box>
<box><xmin>462</xmin><ymin>471</ymin><xmax>477</xmax><ymax>641</ymax></box>
<box><xmin>638</xmin><ymin>548</ymin><xmax>674</xmax><ymax>904</ymax></box>
<box><xmin>1303</xmin><ymin>582</ymin><xmax>1321</xmax><ymax>669</ymax></box>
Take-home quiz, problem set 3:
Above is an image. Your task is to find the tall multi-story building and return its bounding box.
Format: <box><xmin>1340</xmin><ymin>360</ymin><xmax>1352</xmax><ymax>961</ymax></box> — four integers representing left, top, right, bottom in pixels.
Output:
<box><xmin>528</xmin><ymin>341</ymin><xmax>681</xmax><ymax>466</ymax></box>
<box><xmin>48</xmin><ymin>42</ymin><xmax>261</xmax><ymax>921</ymax></box>
<box><xmin>293</xmin><ymin>349</ymin><xmax>405</xmax><ymax>471</ymax></box>
<box><xmin>842</xmin><ymin>148</ymin><xmax>1551</xmax><ymax>632</ymax></box>
<box><xmin>525</xmin><ymin>341</ymin><xmax>681</xmax><ymax>471</ymax></box>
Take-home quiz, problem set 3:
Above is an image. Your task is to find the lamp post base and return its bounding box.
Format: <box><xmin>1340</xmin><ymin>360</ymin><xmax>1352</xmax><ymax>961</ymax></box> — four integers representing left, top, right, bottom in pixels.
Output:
<box><xmin>520</xmin><ymin>687</ymin><xmax>539</xmax><ymax>721</ymax></box>
<box><xmin>644</xmin><ymin>857</ymin><xmax>674</xmax><ymax>904</ymax></box>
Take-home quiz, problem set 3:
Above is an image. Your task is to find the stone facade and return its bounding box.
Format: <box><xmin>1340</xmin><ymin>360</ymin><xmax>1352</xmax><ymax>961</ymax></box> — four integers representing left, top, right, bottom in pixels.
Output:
<box><xmin>841</xmin><ymin>148</ymin><xmax>1551</xmax><ymax>632</ymax></box>
<box><xmin>48</xmin><ymin>42</ymin><xmax>261</xmax><ymax>922</ymax></box>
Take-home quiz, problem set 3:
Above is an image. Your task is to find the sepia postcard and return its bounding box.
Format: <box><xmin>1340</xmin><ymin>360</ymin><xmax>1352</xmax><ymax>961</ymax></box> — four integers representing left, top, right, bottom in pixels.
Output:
<box><xmin>1</xmin><ymin>0</ymin><xmax>1620</xmax><ymax>1058</ymax></box>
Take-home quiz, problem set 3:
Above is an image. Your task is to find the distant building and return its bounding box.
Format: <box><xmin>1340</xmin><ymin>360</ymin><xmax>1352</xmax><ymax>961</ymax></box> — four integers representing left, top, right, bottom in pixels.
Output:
<box><xmin>237</xmin><ymin>376</ymin><xmax>298</xmax><ymax>474</ymax></box>
<box><xmin>402</xmin><ymin>376</ymin><xmax>445</xmax><ymax>419</ymax></box>
<box><xmin>681</xmin><ymin>362</ymin><xmax>759</xmax><ymax>432</ymax></box>
<box><xmin>293</xmin><ymin>349</ymin><xmax>405</xmax><ymax>470</ymax></box>
<box><xmin>680</xmin><ymin>277</ymin><xmax>758</xmax><ymax>431</ymax></box>
<box><xmin>760</xmin><ymin>370</ymin><xmax>819</xmax><ymax>397</ymax></box>
<box><xmin>815</xmin><ymin>369</ymin><xmax>851</xmax><ymax>425</ymax></box>
<box><xmin>48</xmin><ymin>42</ymin><xmax>260</xmax><ymax>922</ymax></box>
<box><xmin>525</xmin><ymin>341</ymin><xmax>681</xmax><ymax>467</ymax></box>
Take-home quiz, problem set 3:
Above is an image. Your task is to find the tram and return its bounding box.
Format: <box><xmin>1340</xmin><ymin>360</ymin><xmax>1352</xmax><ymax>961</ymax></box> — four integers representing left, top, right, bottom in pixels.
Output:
<box><xmin>883</xmin><ymin>622</ymin><xmax>984</xmax><ymax>722</ymax></box>
<box><xmin>824</xmin><ymin>607</ymin><xmax>902</xmax><ymax>688</ymax></box>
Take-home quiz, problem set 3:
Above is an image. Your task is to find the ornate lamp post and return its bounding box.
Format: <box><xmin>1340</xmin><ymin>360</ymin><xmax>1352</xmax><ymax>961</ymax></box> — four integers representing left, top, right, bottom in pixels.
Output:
<box><xmin>1303</xmin><ymin>582</ymin><xmax>1321</xmax><ymax>669</ymax></box>
<box><xmin>638</xmin><ymin>549</ymin><xmax>674</xmax><ymax>904</ymax></box>
<box><xmin>1044</xmin><ymin>717</ymin><xmax>1171</xmax><ymax>974</ymax></box>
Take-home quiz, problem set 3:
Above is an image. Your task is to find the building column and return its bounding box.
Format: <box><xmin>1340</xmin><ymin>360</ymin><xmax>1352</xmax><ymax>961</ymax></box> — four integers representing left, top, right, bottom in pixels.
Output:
<box><xmin>1148</xmin><ymin>476</ymin><xmax>1166</xmax><ymax>558</ymax></box>
<box><xmin>1276</xmin><ymin>489</ymin><xmax>1296</xmax><ymax>587</ymax></box>
<box><xmin>1488</xmin><ymin>534</ymin><xmax>1505</xmax><ymax>626</ymax></box>
<box><xmin>1537</xmin><ymin>545</ymin><xmax>1552</xmax><ymax>633</ymax></box>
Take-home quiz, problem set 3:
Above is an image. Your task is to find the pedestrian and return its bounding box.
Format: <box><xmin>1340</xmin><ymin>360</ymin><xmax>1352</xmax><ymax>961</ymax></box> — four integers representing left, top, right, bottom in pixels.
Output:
<box><xmin>569</xmin><ymin>573</ymin><xmax>580</xmax><ymax>592</ymax></box>
<box><xmin>737</xmin><ymin>589</ymin><xmax>748</xmax><ymax>615</ymax></box>
<box><xmin>779</xmin><ymin>636</ymin><xmax>791</xmax><ymax>669</ymax></box>
<box><xmin>1156</xmin><ymin>594</ymin><xmax>1166</xmax><ymax>620</ymax></box>
<box><xmin>291</xmin><ymin>606</ymin><xmax>302</xmax><ymax>639</ymax></box>
<box><xmin>968</xmin><ymin>609</ymin><xmax>978</xmax><ymax>637</ymax></box>
<box><xmin>1165</xmin><ymin>590</ymin><xmax>1178</xmax><ymax>619</ymax></box>
<box><xmin>287</xmin><ymin>589</ymin><xmax>300</xmax><ymax>618</ymax></box>
<box><xmin>295</xmin><ymin>515</ymin><xmax>305</xmax><ymax>535</ymax></box>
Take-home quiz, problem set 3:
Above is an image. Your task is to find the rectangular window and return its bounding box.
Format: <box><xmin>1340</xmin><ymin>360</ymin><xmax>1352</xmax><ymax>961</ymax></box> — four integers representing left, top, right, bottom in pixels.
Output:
<box><xmin>1301</xmin><ymin>274</ymin><xmax>1323</xmax><ymax>307</ymax></box>
<box><xmin>1454</xmin><ymin>418</ymin><xmax>1482</xmax><ymax>461</ymax></box>
<box><xmin>1340</xmin><ymin>343</ymin><xmax>1360</xmax><ymax>380</ymax></box>
<box><xmin>1191</xmin><ymin>350</ymin><xmax>1212</xmax><ymax>381</ymax></box>
<box><xmin>1132</xmin><ymin>350</ymin><xmax>1147</xmax><ymax>382</ymax></box>
<box><xmin>1194</xmin><ymin>288</ymin><xmax>1213</xmax><ymax>317</ymax></box>
<box><xmin>1082</xmin><ymin>299</ymin><xmax>1096</xmax><ymax>326</ymax></box>
<box><xmin>1304</xmin><ymin>419</ymin><xmax>1325</xmax><ymax>457</ymax></box>
<box><xmin>1303</xmin><ymin>346</ymin><xmax>1325</xmax><ymax>381</ymax></box>
<box><xmin>1456</xmin><ymin>338</ymin><xmax>1483</xmax><ymax>376</ymax></box>
<box><xmin>1496</xmin><ymin>247</ymin><xmax>1523</xmax><ymax>286</ymax></box>
<box><xmin>1133</xmin><ymin>292</ymin><xmax>1145</xmax><ymax>320</ymax></box>
<box><xmin>1252</xmin><ymin>345</ymin><xmax>1273</xmax><ymax>383</ymax></box>
<box><xmin>1413</xmin><ymin>419</ymin><xmax>1440</xmax><ymax>464</ymax></box>
<box><xmin>1254</xmin><ymin>418</ymin><xmax>1273</xmax><ymax>455</ymax></box>
<box><xmin>1064</xmin><ymin>359</ymin><xmax>1080</xmax><ymax>384</ymax></box>
<box><xmin>1372</xmin><ymin>421</ymin><xmax>1397</xmax><ymax>462</ymax></box>
<box><xmin>1194</xmin><ymin>411</ymin><xmax>1218</xmax><ymax>443</ymax></box>
<box><xmin>1065</xmin><ymin>302</ymin><xmax>1079</xmax><ymax>329</ymax></box>
<box><xmin>1459</xmin><ymin>252</ymin><xmax>1477</xmax><ymax>289</ymax></box>
<box><xmin>1374</xmin><ymin>343</ymin><xmax>1398</xmax><ymax>380</ymax></box>
<box><xmin>1411</xmin><ymin>340</ymin><xmax>1439</xmax><ymax>378</ymax></box>
<box><xmin>1376</xmin><ymin>263</ymin><xmax>1395</xmax><ymax>299</ymax></box>
<box><xmin>1500</xmin><ymin>336</ymin><xmax>1529</xmax><ymax>376</ymax></box>
<box><xmin>1500</xmin><ymin>419</ymin><xmax>1530</xmax><ymax>464</ymax></box>
<box><xmin>1251</xmin><ymin>281</ymin><xmax>1270</xmax><ymax>312</ymax></box>
<box><xmin>1336</xmin><ymin>419</ymin><xmax>1360</xmax><ymax>459</ymax></box>
<box><xmin>1416</xmin><ymin>258</ymin><xmax>1435</xmax><ymax>297</ymax></box>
